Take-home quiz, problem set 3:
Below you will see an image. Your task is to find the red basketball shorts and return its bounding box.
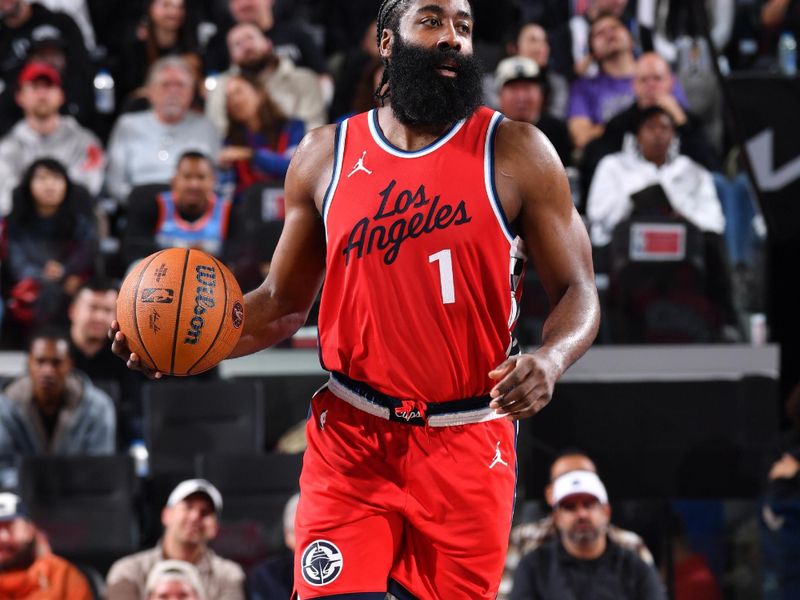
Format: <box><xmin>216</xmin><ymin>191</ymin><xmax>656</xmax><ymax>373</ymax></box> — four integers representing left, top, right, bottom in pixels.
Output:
<box><xmin>293</xmin><ymin>383</ymin><xmax>517</xmax><ymax>599</ymax></box>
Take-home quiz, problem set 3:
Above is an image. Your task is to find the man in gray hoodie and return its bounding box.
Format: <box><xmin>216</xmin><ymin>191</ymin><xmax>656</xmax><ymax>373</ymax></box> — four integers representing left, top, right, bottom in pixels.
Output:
<box><xmin>0</xmin><ymin>329</ymin><xmax>115</xmax><ymax>465</ymax></box>
<box><xmin>0</xmin><ymin>61</ymin><xmax>104</xmax><ymax>216</ymax></box>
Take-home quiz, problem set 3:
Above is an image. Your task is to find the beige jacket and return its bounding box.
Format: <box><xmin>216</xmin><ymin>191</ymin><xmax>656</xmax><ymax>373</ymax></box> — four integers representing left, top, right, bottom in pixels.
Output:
<box><xmin>206</xmin><ymin>57</ymin><xmax>326</xmax><ymax>135</ymax></box>
<box><xmin>105</xmin><ymin>543</ymin><xmax>245</xmax><ymax>600</ymax></box>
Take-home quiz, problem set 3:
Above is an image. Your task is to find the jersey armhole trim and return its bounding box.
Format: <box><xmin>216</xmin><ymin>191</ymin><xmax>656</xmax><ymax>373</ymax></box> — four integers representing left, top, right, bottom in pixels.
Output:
<box><xmin>484</xmin><ymin>111</ymin><xmax>515</xmax><ymax>244</ymax></box>
<box><xmin>322</xmin><ymin>119</ymin><xmax>348</xmax><ymax>233</ymax></box>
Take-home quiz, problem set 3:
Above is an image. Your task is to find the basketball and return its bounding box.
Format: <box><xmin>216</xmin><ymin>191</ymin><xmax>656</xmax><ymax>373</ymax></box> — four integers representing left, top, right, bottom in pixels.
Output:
<box><xmin>117</xmin><ymin>248</ymin><xmax>245</xmax><ymax>376</ymax></box>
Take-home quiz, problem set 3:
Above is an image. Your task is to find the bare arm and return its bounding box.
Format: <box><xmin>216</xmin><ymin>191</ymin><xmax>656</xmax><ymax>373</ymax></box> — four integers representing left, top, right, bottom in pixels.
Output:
<box><xmin>489</xmin><ymin>121</ymin><xmax>600</xmax><ymax>419</ymax></box>
<box><xmin>229</xmin><ymin>127</ymin><xmax>333</xmax><ymax>357</ymax></box>
<box><xmin>762</xmin><ymin>0</ymin><xmax>791</xmax><ymax>28</ymax></box>
<box><xmin>110</xmin><ymin>126</ymin><xmax>335</xmax><ymax>373</ymax></box>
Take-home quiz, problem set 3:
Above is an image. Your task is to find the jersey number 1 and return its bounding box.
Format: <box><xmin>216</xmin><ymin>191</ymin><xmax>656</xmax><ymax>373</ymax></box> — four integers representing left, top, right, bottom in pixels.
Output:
<box><xmin>429</xmin><ymin>249</ymin><xmax>455</xmax><ymax>305</ymax></box>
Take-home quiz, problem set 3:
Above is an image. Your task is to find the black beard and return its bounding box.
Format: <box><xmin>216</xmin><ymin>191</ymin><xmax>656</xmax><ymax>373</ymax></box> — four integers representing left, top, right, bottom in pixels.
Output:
<box><xmin>385</xmin><ymin>35</ymin><xmax>482</xmax><ymax>128</ymax></box>
<box><xmin>239</xmin><ymin>55</ymin><xmax>275</xmax><ymax>77</ymax></box>
<box><xmin>0</xmin><ymin>539</ymin><xmax>36</xmax><ymax>572</ymax></box>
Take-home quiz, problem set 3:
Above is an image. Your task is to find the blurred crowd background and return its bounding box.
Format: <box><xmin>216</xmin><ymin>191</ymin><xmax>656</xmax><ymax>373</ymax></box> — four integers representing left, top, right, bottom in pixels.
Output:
<box><xmin>1</xmin><ymin>0</ymin><xmax>799</xmax><ymax>599</ymax></box>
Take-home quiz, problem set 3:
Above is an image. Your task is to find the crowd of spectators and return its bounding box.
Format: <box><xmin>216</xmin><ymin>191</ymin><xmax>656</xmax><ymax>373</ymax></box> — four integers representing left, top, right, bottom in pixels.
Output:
<box><xmin>0</xmin><ymin>0</ymin><xmax>778</xmax><ymax>349</ymax></box>
<box><xmin>0</xmin><ymin>0</ymin><xmax>794</xmax><ymax>598</ymax></box>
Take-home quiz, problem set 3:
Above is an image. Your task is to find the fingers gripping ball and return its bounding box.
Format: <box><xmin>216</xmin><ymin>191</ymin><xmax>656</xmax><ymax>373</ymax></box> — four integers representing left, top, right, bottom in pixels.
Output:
<box><xmin>117</xmin><ymin>248</ymin><xmax>245</xmax><ymax>375</ymax></box>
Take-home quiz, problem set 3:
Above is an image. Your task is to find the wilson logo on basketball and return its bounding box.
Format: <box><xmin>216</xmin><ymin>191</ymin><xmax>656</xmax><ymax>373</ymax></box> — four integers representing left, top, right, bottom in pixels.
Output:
<box><xmin>140</xmin><ymin>288</ymin><xmax>174</xmax><ymax>304</ymax></box>
<box><xmin>232</xmin><ymin>301</ymin><xmax>244</xmax><ymax>328</ymax></box>
<box><xmin>183</xmin><ymin>265</ymin><xmax>216</xmax><ymax>345</ymax></box>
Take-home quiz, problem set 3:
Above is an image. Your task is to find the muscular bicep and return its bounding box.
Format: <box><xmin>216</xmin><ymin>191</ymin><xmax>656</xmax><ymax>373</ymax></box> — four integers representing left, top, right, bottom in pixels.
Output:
<box><xmin>524</xmin><ymin>179</ymin><xmax>593</xmax><ymax>302</ymax></box>
<box><xmin>502</xmin><ymin>123</ymin><xmax>594</xmax><ymax>302</ymax></box>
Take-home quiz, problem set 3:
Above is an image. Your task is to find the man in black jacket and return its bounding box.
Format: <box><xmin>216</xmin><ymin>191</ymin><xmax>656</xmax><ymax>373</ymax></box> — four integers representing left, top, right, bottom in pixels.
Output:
<box><xmin>510</xmin><ymin>470</ymin><xmax>666</xmax><ymax>600</ymax></box>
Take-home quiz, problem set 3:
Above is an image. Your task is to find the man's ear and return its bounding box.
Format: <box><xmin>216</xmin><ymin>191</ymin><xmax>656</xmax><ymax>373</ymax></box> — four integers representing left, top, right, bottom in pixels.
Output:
<box><xmin>380</xmin><ymin>28</ymin><xmax>394</xmax><ymax>60</ymax></box>
<box><xmin>545</xmin><ymin>483</ymin><xmax>555</xmax><ymax>507</ymax></box>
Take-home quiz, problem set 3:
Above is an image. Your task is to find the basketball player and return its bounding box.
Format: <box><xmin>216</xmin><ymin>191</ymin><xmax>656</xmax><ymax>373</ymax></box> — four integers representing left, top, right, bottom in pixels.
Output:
<box><xmin>112</xmin><ymin>0</ymin><xmax>600</xmax><ymax>597</ymax></box>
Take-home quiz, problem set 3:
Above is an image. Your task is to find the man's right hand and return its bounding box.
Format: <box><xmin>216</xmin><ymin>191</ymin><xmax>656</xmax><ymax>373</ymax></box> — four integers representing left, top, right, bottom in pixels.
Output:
<box><xmin>769</xmin><ymin>453</ymin><xmax>800</xmax><ymax>481</ymax></box>
<box><xmin>655</xmin><ymin>93</ymin><xmax>687</xmax><ymax>126</ymax></box>
<box><xmin>108</xmin><ymin>320</ymin><xmax>163</xmax><ymax>379</ymax></box>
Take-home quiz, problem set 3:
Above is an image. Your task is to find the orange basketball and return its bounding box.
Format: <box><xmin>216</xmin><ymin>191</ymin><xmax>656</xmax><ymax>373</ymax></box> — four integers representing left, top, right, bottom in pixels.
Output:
<box><xmin>117</xmin><ymin>248</ymin><xmax>245</xmax><ymax>376</ymax></box>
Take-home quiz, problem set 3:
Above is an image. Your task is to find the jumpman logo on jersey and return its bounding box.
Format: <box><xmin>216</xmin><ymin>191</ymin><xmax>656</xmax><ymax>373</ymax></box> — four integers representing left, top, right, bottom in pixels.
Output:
<box><xmin>347</xmin><ymin>150</ymin><xmax>373</xmax><ymax>178</ymax></box>
<box><xmin>489</xmin><ymin>441</ymin><xmax>509</xmax><ymax>469</ymax></box>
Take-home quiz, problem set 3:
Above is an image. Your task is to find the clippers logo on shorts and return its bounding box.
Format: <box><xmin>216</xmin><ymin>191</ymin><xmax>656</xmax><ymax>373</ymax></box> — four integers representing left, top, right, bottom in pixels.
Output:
<box><xmin>392</xmin><ymin>399</ymin><xmax>427</xmax><ymax>425</ymax></box>
<box><xmin>140</xmin><ymin>288</ymin><xmax>174</xmax><ymax>304</ymax></box>
<box><xmin>301</xmin><ymin>540</ymin><xmax>343</xmax><ymax>586</ymax></box>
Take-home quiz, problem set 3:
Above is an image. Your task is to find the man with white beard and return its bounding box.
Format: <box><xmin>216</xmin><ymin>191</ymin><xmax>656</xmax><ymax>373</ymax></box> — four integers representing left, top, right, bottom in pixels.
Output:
<box><xmin>105</xmin><ymin>56</ymin><xmax>219</xmax><ymax>207</ymax></box>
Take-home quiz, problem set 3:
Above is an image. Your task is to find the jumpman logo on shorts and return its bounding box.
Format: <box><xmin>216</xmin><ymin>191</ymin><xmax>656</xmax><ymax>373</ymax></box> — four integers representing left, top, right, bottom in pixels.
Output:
<box><xmin>489</xmin><ymin>441</ymin><xmax>508</xmax><ymax>469</ymax></box>
<box><xmin>347</xmin><ymin>150</ymin><xmax>373</xmax><ymax>178</ymax></box>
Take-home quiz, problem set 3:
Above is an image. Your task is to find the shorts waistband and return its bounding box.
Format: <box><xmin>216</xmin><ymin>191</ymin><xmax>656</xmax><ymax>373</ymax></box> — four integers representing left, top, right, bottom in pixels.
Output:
<box><xmin>327</xmin><ymin>371</ymin><xmax>505</xmax><ymax>427</ymax></box>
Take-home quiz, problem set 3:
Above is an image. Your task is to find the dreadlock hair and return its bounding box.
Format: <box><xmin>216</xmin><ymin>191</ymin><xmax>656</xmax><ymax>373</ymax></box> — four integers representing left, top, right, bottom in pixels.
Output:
<box><xmin>374</xmin><ymin>0</ymin><xmax>410</xmax><ymax>105</ymax></box>
<box><xmin>373</xmin><ymin>0</ymin><xmax>474</xmax><ymax>105</ymax></box>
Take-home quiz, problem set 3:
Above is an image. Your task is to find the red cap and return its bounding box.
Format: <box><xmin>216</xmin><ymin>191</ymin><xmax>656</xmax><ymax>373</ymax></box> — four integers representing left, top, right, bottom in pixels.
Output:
<box><xmin>18</xmin><ymin>62</ymin><xmax>61</xmax><ymax>87</ymax></box>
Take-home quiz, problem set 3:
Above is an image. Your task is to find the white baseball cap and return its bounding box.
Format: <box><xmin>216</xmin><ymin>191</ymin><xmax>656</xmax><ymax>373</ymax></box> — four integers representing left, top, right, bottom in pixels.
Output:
<box><xmin>494</xmin><ymin>56</ymin><xmax>542</xmax><ymax>91</ymax></box>
<box><xmin>0</xmin><ymin>492</ymin><xmax>28</xmax><ymax>522</ymax></box>
<box><xmin>166</xmin><ymin>479</ymin><xmax>223</xmax><ymax>515</ymax></box>
<box><xmin>552</xmin><ymin>470</ymin><xmax>608</xmax><ymax>506</ymax></box>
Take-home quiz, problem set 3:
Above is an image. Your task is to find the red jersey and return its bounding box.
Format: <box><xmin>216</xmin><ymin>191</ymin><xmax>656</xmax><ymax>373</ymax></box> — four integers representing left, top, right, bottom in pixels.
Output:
<box><xmin>318</xmin><ymin>107</ymin><xmax>525</xmax><ymax>403</ymax></box>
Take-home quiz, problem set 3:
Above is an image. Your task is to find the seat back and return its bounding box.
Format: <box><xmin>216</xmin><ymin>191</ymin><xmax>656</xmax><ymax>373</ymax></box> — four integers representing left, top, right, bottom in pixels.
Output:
<box><xmin>196</xmin><ymin>452</ymin><xmax>303</xmax><ymax>567</ymax></box>
<box><xmin>143</xmin><ymin>379</ymin><xmax>265</xmax><ymax>474</ymax></box>
<box><xmin>17</xmin><ymin>455</ymin><xmax>139</xmax><ymax>570</ymax></box>
<box><xmin>231</xmin><ymin>182</ymin><xmax>285</xmax><ymax>292</ymax></box>
<box><xmin>607</xmin><ymin>216</ymin><xmax>720</xmax><ymax>343</ymax></box>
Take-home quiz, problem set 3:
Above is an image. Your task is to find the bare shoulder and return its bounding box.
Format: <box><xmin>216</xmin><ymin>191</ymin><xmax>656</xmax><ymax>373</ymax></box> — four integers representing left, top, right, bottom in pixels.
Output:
<box><xmin>493</xmin><ymin>119</ymin><xmax>572</xmax><ymax>223</ymax></box>
<box><xmin>290</xmin><ymin>124</ymin><xmax>338</xmax><ymax>176</ymax></box>
<box><xmin>286</xmin><ymin>124</ymin><xmax>338</xmax><ymax>210</ymax></box>
<box><xmin>494</xmin><ymin>119</ymin><xmax>564</xmax><ymax>176</ymax></box>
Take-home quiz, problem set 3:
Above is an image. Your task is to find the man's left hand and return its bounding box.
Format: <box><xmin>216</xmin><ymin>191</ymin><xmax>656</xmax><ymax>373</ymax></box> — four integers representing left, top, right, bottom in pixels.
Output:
<box><xmin>488</xmin><ymin>352</ymin><xmax>560</xmax><ymax>420</ymax></box>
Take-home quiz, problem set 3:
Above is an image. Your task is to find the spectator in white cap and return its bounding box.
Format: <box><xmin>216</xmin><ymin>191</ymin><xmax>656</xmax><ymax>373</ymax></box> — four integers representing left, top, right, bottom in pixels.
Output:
<box><xmin>145</xmin><ymin>559</ymin><xmax>205</xmax><ymax>600</ymax></box>
<box><xmin>105</xmin><ymin>479</ymin><xmax>244</xmax><ymax>600</ymax></box>
<box><xmin>500</xmin><ymin>450</ymin><xmax>654</xmax><ymax>599</ymax></box>
<box><xmin>494</xmin><ymin>56</ymin><xmax>572</xmax><ymax>167</ymax></box>
<box><xmin>509</xmin><ymin>469</ymin><xmax>666</xmax><ymax>600</ymax></box>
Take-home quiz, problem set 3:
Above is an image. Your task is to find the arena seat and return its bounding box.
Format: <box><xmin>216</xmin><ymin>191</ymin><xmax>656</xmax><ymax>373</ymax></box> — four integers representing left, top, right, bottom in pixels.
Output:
<box><xmin>143</xmin><ymin>379</ymin><xmax>266</xmax><ymax>474</ymax></box>
<box><xmin>140</xmin><ymin>379</ymin><xmax>266</xmax><ymax>543</ymax></box>
<box><xmin>196</xmin><ymin>452</ymin><xmax>303</xmax><ymax>567</ymax></box>
<box><xmin>17</xmin><ymin>455</ymin><xmax>140</xmax><ymax>573</ymax></box>
<box><xmin>605</xmin><ymin>215</ymin><xmax>720</xmax><ymax>343</ymax></box>
<box><xmin>230</xmin><ymin>181</ymin><xmax>286</xmax><ymax>293</ymax></box>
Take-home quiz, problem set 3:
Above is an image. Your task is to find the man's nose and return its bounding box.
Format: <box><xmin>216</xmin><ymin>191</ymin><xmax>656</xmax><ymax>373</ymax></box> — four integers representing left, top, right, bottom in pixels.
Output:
<box><xmin>438</xmin><ymin>22</ymin><xmax>461</xmax><ymax>52</ymax></box>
